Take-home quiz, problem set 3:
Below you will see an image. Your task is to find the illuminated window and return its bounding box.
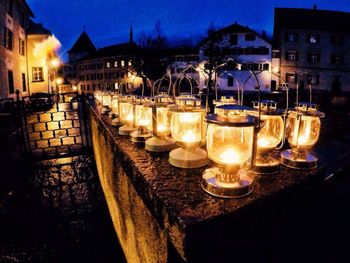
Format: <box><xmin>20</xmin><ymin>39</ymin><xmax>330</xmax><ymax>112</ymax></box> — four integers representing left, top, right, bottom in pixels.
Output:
<box><xmin>32</xmin><ymin>67</ymin><xmax>44</xmax><ymax>82</ymax></box>
<box><xmin>286</xmin><ymin>51</ymin><xmax>298</xmax><ymax>61</ymax></box>
<box><xmin>128</xmin><ymin>60</ymin><xmax>132</xmax><ymax>66</ymax></box>
<box><xmin>106</xmin><ymin>62</ymin><xmax>111</xmax><ymax>68</ymax></box>
<box><xmin>286</xmin><ymin>73</ymin><xmax>297</xmax><ymax>83</ymax></box>
<box><xmin>309</xmin><ymin>34</ymin><xmax>320</xmax><ymax>44</ymax></box>
<box><xmin>114</xmin><ymin>61</ymin><xmax>118</xmax><ymax>67</ymax></box>
<box><xmin>121</xmin><ymin>60</ymin><xmax>125</xmax><ymax>67</ymax></box>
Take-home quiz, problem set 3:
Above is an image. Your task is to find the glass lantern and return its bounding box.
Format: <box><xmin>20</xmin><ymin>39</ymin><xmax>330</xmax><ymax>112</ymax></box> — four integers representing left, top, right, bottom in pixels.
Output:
<box><xmin>130</xmin><ymin>98</ymin><xmax>153</xmax><ymax>143</ymax></box>
<box><xmin>94</xmin><ymin>90</ymin><xmax>103</xmax><ymax>105</ymax></box>
<box><xmin>102</xmin><ymin>92</ymin><xmax>112</xmax><ymax>107</ymax></box>
<box><xmin>169</xmin><ymin>96</ymin><xmax>208</xmax><ymax>168</ymax></box>
<box><xmin>118</xmin><ymin>95</ymin><xmax>136</xmax><ymax>135</ymax></box>
<box><xmin>202</xmin><ymin>105</ymin><xmax>257</xmax><ymax>198</ymax></box>
<box><xmin>110</xmin><ymin>94</ymin><xmax>123</xmax><ymax>126</ymax></box>
<box><xmin>249</xmin><ymin>100</ymin><xmax>285</xmax><ymax>174</ymax></box>
<box><xmin>281</xmin><ymin>102</ymin><xmax>324</xmax><ymax>169</ymax></box>
<box><xmin>145</xmin><ymin>94</ymin><xmax>175</xmax><ymax>152</ymax></box>
<box><xmin>213</xmin><ymin>96</ymin><xmax>237</xmax><ymax>112</ymax></box>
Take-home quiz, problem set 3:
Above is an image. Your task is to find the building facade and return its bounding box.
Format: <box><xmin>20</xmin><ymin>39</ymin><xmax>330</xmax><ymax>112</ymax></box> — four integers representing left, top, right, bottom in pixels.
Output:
<box><xmin>273</xmin><ymin>7</ymin><xmax>350</xmax><ymax>92</ymax></box>
<box><xmin>62</xmin><ymin>31</ymin><xmax>143</xmax><ymax>94</ymax></box>
<box><xmin>199</xmin><ymin>23</ymin><xmax>272</xmax><ymax>92</ymax></box>
<box><xmin>0</xmin><ymin>0</ymin><xmax>58</xmax><ymax>99</ymax></box>
<box><xmin>0</xmin><ymin>0</ymin><xmax>33</xmax><ymax>99</ymax></box>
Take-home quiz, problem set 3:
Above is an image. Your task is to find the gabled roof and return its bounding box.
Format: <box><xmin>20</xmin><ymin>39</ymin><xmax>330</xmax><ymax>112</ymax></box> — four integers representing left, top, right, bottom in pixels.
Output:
<box><xmin>68</xmin><ymin>31</ymin><xmax>97</xmax><ymax>54</ymax></box>
<box><xmin>27</xmin><ymin>20</ymin><xmax>51</xmax><ymax>35</ymax></box>
<box><xmin>274</xmin><ymin>7</ymin><xmax>350</xmax><ymax>33</ymax></box>
<box><xmin>95</xmin><ymin>42</ymin><xmax>136</xmax><ymax>58</ymax></box>
<box><xmin>20</xmin><ymin>0</ymin><xmax>34</xmax><ymax>18</ymax></box>
<box><xmin>199</xmin><ymin>22</ymin><xmax>270</xmax><ymax>46</ymax></box>
<box><xmin>162</xmin><ymin>46</ymin><xmax>199</xmax><ymax>57</ymax></box>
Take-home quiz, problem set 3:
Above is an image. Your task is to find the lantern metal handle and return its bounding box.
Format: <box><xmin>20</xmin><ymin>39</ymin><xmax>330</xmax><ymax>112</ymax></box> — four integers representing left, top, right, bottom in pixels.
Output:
<box><xmin>216</xmin><ymin>71</ymin><xmax>242</xmax><ymax>104</ymax></box>
<box><xmin>152</xmin><ymin>72</ymin><xmax>173</xmax><ymax>97</ymax></box>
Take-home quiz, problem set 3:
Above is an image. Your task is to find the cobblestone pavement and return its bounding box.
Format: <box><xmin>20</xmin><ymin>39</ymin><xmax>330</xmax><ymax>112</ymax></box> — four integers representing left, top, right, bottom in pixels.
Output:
<box><xmin>0</xmin><ymin>155</ymin><xmax>126</xmax><ymax>263</ymax></box>
<box><xmin>0</xmin><ymin>103</ymin><xmax>126</xmax><ymax>262</ymax></box>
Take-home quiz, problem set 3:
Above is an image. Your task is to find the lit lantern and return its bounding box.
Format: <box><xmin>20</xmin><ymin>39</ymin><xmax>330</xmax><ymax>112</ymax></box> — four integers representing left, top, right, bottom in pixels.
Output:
<box><xmin>102</xmin><ymin>92</ymin><xmax>112</xmax><ymax>107</ymax></box>
<box><xmin>145</xmin><ymin>94</ymin><xmax>175</xmax><ymax>152</ymax></box>
<box><xmin>202</xmin><ymin>105</ymin><xmax>257</xmax><ymax>198</ymax></box>
<box><xmin>130</xmin><ymin>98</ymin><xmax>153</xmax><ymax>143</ymax></box>
<box><xmin>169</xmin><ymin>96</ymin><xmax>207</xmax><ymax>168</ymax></box>
<box><xmin>94</xmin><ymin>91</ymin><xmax>102</xmax><ymax>105</ymax></box>
<box><xmin>249</xmin><ymin>100</ymin><xmax>284</xmax><ymax>174</ymax></box>
<box><xmin>213</xmin><ymin>96</ymin><xmax>237</xmax><ymax>112</ymax></box>
<box><xmin>281</xmin><ymin>102</ymin><xmax>324</xmax><ymax>169</ymax></box>
<box><xmin>118</xmin><ymin>95</ymin><xmax>136</xmax><ymax>135</ymax></box>
<box><xmin>111</xmin><ymin>94</ymin><xmax>123</xmax><ymax>126</ymax></box>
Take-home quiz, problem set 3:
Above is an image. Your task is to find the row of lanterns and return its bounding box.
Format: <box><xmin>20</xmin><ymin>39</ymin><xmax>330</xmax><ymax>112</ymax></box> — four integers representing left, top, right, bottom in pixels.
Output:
<box><xmin>94</xmin><ymin>90</ymin><xmax>324</xmax><ymax>198</ymax></box>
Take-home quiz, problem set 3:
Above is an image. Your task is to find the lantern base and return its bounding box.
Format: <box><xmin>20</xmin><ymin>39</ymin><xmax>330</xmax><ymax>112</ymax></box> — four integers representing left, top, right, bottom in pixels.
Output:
<box><xmin>145</xmin><ymin>137</ymin><xmax>176</xmax><ymax>152</ymax></box>
<box><xmin>130</xmin><ymin>129</ymin><xmax>152</xmax><ymax>143</ymax></box>
<box><xmin>119</xmin><ymin>125</ymin><xmax>136</xmax><ymax>136</ymax></box>
<box><xmin>112</xmin><ymin>117</ymin><xmax>123</xmax><ymax>127</ymax></box>
<box><xmin>201</xmin><ymin>167</ymin><xmax>254</xmax><ymax>198</ymax></box>
<box><xmin>281</xmin><ymin>149</ymin><xmax>318</xmax><ymax>170</ymax></box>
<box><xmin>169</xmin><ymin>147</ymin><xmax>208</xmax><ymax>168</ymax></box>
<box><xmin>251</xmin><ymin>155</ymin><xmax>280</xmax><ymax>175</ymax></box>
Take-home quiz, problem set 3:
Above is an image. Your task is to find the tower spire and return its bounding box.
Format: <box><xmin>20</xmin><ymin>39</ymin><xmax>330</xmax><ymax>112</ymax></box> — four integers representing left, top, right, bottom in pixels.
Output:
<box><xmin>129</xmin><ymin>22</ymin><xmax>134</xmax><ymax>44</ymax></box>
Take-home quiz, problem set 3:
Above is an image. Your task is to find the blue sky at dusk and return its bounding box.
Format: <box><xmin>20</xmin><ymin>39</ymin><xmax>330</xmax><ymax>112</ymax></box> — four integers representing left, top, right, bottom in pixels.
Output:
<box><xmin>27</xmin><ymin>0</ymin><xmax>350</xmax><ymax>60</ymax></box>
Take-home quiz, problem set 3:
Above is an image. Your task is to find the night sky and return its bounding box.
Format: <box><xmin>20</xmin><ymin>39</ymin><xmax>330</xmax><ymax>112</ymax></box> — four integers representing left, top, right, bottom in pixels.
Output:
<box><xmin>27</xmin><ymin>0</ymin><xmax>350</xmax><ymax>61</ymax></box>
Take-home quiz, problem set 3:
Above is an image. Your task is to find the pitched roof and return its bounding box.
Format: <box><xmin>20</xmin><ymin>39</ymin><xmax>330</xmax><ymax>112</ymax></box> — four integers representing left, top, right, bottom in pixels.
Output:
<box><xmin>199</xmin><ymin>22</ymin><xmax>270</xmax><ymax>46</ymax></box>
<box><xmin>20</xmin><ymin>0</ymin><xmax>34</xmax><ymax>18</ymax></box>
<box><xmin>27</xmin><ymin>20</ymin><xmax>51</xmax><ymax>35</ymax></box>
<box><xmin>68</xmin><ymin>31</ymin><xmax>97</xmax><ymax>54</ymax></box>
<box><xmin>274</xmin><ymin>7</ymin><xmax>350</xmax><ymax>33</ymax></box>
<box><xmin>95</xmin><ymin>42</ymin><xmax>136</xmax><ymax>58</ymax></box>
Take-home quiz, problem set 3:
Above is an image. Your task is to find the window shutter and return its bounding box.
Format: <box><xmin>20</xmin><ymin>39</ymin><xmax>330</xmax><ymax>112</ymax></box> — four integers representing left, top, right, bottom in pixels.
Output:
<box><xmin>295</xmin><ymin>52</ymin><xmax>299</xmax><ymax>61</ymax></box>
<box><xmin>294</xmin><ymin>73</ymin><xmax>298</xmax><ymax>83</ymax></box>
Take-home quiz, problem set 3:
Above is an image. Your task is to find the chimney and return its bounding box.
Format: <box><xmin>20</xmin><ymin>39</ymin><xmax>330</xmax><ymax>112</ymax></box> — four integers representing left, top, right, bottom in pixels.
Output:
<box><xmin>313</xmin><ymin>4</ymin><xmax>317</xmax><ymax>10</ymax></box>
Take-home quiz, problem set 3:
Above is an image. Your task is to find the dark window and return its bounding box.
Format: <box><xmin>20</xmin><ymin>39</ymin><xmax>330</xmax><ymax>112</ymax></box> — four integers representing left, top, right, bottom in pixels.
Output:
<box><xmin>81</xmin><ymin>85</ymin><xmax>85</xmax><ymax>90</ymax></box>
<box><xmin>97</xmin><ymin>63</ymin><xmax>103</xmax><ymax>69</ymax></box>
<box><xmin>331</xmin><ymin>36</ymin><xmax>343</xmax><ymax>46</ymax></box>
<box><xmin>272</xmin><ymin>51</ymin><xmax>280</xmax><ymax>58</ymax></box>
<box><xmin>307</xmin><ymin>53</ymin><xmax>320</xmax><ymax>63</ymax></box>
<box><xmin>22</xmin><ymin>73</ymin><xmax>26</xmax><ymax>92</ymax></box>
<box><xmin>8</xmin><ymin>71</ymin><xmax>14</xmax><ymax>94</ymax></box>
<box><xmin>227</xmin><ymin>76</ymin><xmax>234</xmax><ymax>87</ymax></box>
<box><xmin>86</xmin><ymin>74</ymin><xmax>89</xmax><ymax>80</ymax></box>
<box><xmin>7</xmin><ymin>0</ymin><xmax>14</xmax><ymax>16</ymax></box>
<box><xmin>230</xmin><ymin>34</ymin><xmax>238</xmax><ymax>45</ymax></box>
<box><xmin>32</xmin><ymin>67</ymin><xmax>44</xmax><ymax>82</ymax></box>
<box><xmin>87</xmin><ymin>85</ymin><xmax>90</xmax><ymax>90</ymax></box>
<box><xmin>263</xmin><ymin>64</ymin><xmax>269</xmax><ymax>71</ymax></box>
<box><xmin>308</xmin><ymin>34</ymin><xmax>320</xmax><ymax>44</ymax></box>
<box><xmin>331</xmin><ymin>55</ymin><xmax>344</xmax><ymax>65</ymax></box>
<box><xmin>245</xmin><ymin>33</ymin><xmax>256</xmax><ymax>41</ymax></box>
<box><xmin>4</xmin><ymin>28</ymin><xmax>13</xmax><ymax>50</ymax></box>
<box><xmin>285</xmin><ymin>32</ymin><xmax>298</xmax><ymax>42</ymax></box>
<box><xmin>91</xmin><ymin>64</ymin><xmax>96</xmax><ymax>70</ymax></box>
<box><xmin>306</xmin><ymin>74</ymin><xmax>320</xmax><ymax>85</ymax></box>
<box><xmin>20</xmin><ymin>12</ymin><xmax>26</xmax><ymax>28</ymax></box>
<box><xmin>19</xmin><ymin>38</ymin><xmax>25</xmax><ymax>55</ymax></box>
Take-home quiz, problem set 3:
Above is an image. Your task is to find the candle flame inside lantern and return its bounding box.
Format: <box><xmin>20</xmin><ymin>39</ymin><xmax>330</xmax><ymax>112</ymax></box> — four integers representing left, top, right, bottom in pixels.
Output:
<box><xmin>219</xmin><ymin>148</ymin><xmax>241</xmax><ymax>164</ymax></box>
<box><xmin>181</xmin><ymin>130</ymin><xmax>197</xmax><ymax>143</ymax></box>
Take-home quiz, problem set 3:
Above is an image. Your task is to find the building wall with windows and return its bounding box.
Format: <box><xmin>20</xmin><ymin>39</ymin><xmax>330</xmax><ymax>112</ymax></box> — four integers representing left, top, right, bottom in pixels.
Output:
<box><xmin>0</xmin><ymin>0</ymin><xmax>32</xmax><ymax>99</ymax></box>
<box><xmin>274</xmin><ymin>7</ymin><xmax>350</xmax><ymax>92</ymax></box>
<box><xmin>199</xmin><ymin>23</ymin><xmax>272</xmax><ymax>92</ymax></box>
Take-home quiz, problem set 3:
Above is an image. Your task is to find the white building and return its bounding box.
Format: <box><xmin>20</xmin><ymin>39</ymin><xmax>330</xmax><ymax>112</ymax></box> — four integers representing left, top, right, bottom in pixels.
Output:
<box><xmin>199</xmin><ymin>23</ymin><xmax>272</xmax><ymax>92</ymax></box>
